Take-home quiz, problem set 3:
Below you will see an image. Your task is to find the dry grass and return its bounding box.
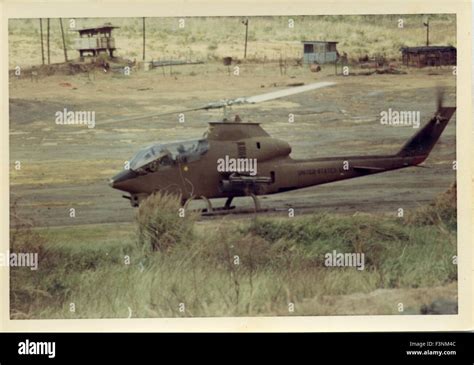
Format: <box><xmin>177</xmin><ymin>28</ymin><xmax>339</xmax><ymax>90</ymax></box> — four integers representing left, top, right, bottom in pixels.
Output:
<box><xmin>407</xmin><ymin>181</ymin><xmax>457</xmax><ymax>231</ymax></box>
<box><xmin>10</xmin><ymin>187</ymin><xmax>457</xmax><ymax>318</ymax></box>
<box><xmin>136</xmin><ymin>192</ymin><xmax>196</xmax><ymax>251</ymax></box>
<box><xmin>9</xmin><ymin>15</ymin><xmax>456</xmax><ymax>68</ymax></box>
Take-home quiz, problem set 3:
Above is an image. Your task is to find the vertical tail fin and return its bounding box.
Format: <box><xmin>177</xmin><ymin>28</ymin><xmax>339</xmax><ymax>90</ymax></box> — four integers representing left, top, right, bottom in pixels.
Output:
<box><xmin>397</xmin><ymin>106</ymin><xmax>456</xmax><ymax>158</ymax></box>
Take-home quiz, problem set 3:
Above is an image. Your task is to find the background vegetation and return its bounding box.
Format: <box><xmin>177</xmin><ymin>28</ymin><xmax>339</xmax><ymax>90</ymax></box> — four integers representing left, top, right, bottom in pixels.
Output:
<box><xmin>9</xmin><ymin>15</ymin><xmax>456</xmax><ymax>68</ymax></box>
<box><xmin>10</xmin><ymin>184</ymin><xmax>457</xmax><ymax>318</ymax></box>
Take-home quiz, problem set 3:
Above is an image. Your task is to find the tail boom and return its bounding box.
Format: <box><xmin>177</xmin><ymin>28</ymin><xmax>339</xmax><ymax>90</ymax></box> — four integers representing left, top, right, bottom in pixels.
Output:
<box><xmin>271</xmin><ymin>105</ymin><xmax>456</xmax><ymax>193</ymax></box>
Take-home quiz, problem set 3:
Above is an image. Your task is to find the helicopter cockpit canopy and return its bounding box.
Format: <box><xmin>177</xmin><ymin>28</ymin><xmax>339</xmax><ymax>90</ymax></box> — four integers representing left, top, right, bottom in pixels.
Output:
<box><xmin>129</xmin><ymin>139</ymin><xmax>209</xmax><ymax>174</ymax></box>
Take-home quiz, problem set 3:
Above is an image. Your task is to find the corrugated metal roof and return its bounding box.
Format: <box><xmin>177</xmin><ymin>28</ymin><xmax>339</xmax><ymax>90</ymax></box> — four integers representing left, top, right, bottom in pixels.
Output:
<box><xmin>400</xmin><ymin>46</ymin><xmax>456</xmax><ymax>53</ymax></box>
<box><xmin>73</xmin><ymin>25</ymin><xmax>120</xmax><ymax>32</ymax></box>
<box><xmin>301</xmin><ymin>40</ymin><xmax>338</xmax><ymax>44</ymax></box>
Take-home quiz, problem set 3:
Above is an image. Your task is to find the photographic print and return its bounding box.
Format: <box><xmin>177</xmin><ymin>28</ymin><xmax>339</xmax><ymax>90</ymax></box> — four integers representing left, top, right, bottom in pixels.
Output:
<box><xmin>8</xmin><ymin>13</ymin><xmax>458</xmax><ymax>320</ymax></box>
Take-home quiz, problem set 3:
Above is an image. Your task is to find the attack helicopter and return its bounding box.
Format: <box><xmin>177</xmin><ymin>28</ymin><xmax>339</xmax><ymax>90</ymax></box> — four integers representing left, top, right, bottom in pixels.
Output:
<box><xmin>107</xmin><ymin>82</ymin><xmax>456</xmax><ymax>212</ymax></box>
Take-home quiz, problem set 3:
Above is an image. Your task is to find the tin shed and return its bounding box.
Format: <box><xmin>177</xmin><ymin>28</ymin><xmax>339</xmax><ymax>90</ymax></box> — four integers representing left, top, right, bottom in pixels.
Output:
<box><xmin>400</xmin><ymin>46</ymin><xmax>456</xmax><ymax>67</ymax></box>
<box><xmin>302</xmin><ymin>41</ymin><xmax>339</xmax><ymax>64</ymax></box>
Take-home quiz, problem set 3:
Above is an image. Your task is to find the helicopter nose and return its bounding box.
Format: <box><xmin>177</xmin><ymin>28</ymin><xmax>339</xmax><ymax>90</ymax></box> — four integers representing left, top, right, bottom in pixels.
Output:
<box><xmin>109</xmin><ymin>169</ymin><xmax>137</xmax><ymax>190</ymax></box>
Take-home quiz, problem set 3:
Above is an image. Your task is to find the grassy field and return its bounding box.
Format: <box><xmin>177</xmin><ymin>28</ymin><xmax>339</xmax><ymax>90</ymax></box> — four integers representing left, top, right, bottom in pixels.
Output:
<box><xmin>10</xmin><ymin>186</ymin><xmax>457</xmax><ymax>318</ymax></box>
<box><xmin>9</xmin><ymin>15</ymin><xmax>456</xmax><ymax>68</ymax></box>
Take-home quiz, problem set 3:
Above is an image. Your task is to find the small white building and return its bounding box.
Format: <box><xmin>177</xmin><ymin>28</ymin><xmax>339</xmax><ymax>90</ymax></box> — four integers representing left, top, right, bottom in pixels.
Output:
<box><xmin>302</xmin><ymin>41</ymin><xmax>339</xmax><ymax>64</ymax></box>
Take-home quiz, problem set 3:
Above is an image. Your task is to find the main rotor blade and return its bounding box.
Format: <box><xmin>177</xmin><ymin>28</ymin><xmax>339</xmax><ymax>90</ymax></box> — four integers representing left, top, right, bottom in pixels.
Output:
<box><xmin>98</xmin><ymin>81</ymin><xmax>336</xmax><ymax>125</ymax></box>
<box><xmin>99</xmin><ymin>106</ymin><xmax>207</xmax><ymax>125</ymax></box>
<box><xmin>241</xmin><ymin>81</ymin><xmax>336</xmax><ymax>104</ymax></box>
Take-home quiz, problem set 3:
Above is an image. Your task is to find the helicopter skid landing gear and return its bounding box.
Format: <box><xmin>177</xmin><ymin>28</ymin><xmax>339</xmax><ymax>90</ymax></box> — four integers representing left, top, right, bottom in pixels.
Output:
<box><xmin>217</xmin><ymin>195</ymin><xmax>261</xmax><ymax>212</ymax></box>
<box><xmin>183</xmin><ymin>196</ymin><xmax>194</xmax><ymax>209</ymax></box>
<box><xmin>184</xmin><ymin>195</ymin><xmax>264</xmax><ymax>215</ymax></box>
<box><xmin>183</xmin><ymin>195</ymin><xmax>213</xmax><ymax>213</ymax></box>
<box><xmin>249</xmin><ymin>193</ymin><xmax>261</xmax><ymax>212</ymax></box>
<box><xmin>200</xmin><ymin>196</ymin><xmax>213</xmax><ymax>213</ymax></box>
<box><xmin>224</xmin><ymin>197</ymin><xmax>235</xmax><ymax>210</ymax></box>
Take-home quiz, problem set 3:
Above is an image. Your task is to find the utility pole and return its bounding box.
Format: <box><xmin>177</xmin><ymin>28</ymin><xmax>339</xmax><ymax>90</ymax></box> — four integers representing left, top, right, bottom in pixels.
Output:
<box><xmin>142</xmin><ymin>17</ymin><xmax>146</xmax><ymax>61</ymax></box>
<box><xmin>59</xmin><ymin>18</ymin><xmax>68</xmax><ymax>62</ymax></box>
<box><xmin>423</xmin><ymin>18</ymin><xmax>430</xmax><ymax>46</ymax></box>
<box><xmin>242</xmin><ymin>18</ymin><xmax>248</xmax><ymax>59</ymax></box>
<box><xmin>47</xmin><ymin>18</ymin><xmax>50</xmax><ymax>64</ymax></box>
<box><xmin>39</xmin><ymin>19</ymin><xmax>45</xmax><ymax>65</ymax></box>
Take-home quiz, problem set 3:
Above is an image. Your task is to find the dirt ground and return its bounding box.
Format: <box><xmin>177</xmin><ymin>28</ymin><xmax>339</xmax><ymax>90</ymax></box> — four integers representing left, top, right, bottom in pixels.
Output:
<box><xmin>9</xmin><ymin>62</ymin><xmax>456</xmax><ymax>227</ymax></box>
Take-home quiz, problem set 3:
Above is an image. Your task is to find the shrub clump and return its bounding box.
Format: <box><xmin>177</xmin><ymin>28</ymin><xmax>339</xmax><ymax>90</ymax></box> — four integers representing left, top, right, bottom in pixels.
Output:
<box><xmin>407</xmin><ymin>182</ymin><xmax>457</xmax><ymax>230</ymax></box>
<box><xmin>136</xmin><ymin>192</ymin><xmax>196</xmax><ymax>251</ymax></box>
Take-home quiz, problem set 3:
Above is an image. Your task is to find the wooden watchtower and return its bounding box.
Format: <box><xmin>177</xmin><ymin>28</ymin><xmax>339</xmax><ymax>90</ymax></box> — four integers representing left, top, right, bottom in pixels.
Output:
<box><xmin>73</xmin><ymin>23</ymin><xmax>119</xmax><ymax>59</ymax></box>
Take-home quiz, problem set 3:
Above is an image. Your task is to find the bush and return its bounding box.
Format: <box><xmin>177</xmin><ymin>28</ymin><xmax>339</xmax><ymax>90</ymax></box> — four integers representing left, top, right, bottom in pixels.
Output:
<box><xmin>10</xmin><ymin>199</ymin><xmax>47</xmax><ymax>257</ymax></box>
<box><xmin>195</xmin><ymin>224</ymin><xmax>299</xmax><ymax>270</ymax></box>
<box><xmin>245</xmin><ymin>212</ymin><xmax>456</xmax><ymax>289</ymax></box>
<box><xmin>407</xmin><ymin>182</ymin><xmax>457</xmax><ymax>230</ymax></box>
<box><xmin>136</xmin><ymin>192</ymin><xmax>196</xmax><ymax>251</ymax></box>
